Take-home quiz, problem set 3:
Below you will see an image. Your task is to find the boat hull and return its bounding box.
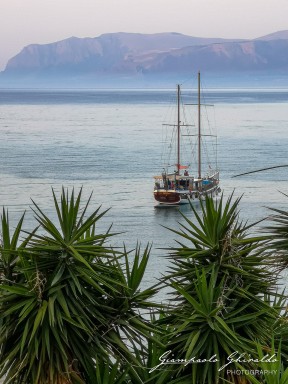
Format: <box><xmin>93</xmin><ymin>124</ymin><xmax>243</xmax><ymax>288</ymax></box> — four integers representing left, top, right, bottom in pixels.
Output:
<box><xmin>154</xmin><ymin>186</ymin><xmax>221</xmax><ymax>207</ymax></box>
<box><xmin>154</xmin><ymin>190</ymin><xmax>181</xmax><ymax>205</ymax></box>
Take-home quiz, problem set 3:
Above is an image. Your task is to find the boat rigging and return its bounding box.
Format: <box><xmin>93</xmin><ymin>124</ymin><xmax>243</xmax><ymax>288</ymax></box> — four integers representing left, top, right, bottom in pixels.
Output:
<box><xmin>153</xmin><ymin>72</ymin><xmax>221</xmax><ymax>206</ymax></box>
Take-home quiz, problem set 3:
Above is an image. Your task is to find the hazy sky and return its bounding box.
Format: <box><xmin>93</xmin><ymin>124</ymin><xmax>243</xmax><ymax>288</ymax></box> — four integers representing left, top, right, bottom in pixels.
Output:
<box><xmin>1</xmin><ymin>0</ymin><xmax>288</xmax><ymax>70</ymax></box>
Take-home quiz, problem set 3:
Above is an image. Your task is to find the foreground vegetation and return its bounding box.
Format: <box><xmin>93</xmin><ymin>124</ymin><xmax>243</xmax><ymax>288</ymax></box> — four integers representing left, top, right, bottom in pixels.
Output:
<box><xmin>1</xmin><ymin>188</ymin><xmax>288</xmax><ymax>383</ymax></box>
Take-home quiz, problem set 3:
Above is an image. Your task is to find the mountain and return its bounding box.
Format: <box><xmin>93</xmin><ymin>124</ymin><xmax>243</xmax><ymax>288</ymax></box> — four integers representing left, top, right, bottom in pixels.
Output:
<box><xmin>136</xmin><ymin>40</ymin><xmax>288</xmax><ymax>73</ymax></box>
<box><xmin>1</xmin><ymin>31</ymin><xmax>288</xmax><ymax>87</ymax></box>
<box><xmin>3</xmin><ymin>33</ymin><xmax>240</xmax><ymax>72</ymax></box>
<box><xmin>255</xmin><ymin>30</ymin><xmax>288</xmax><ymax>41</ymax></box>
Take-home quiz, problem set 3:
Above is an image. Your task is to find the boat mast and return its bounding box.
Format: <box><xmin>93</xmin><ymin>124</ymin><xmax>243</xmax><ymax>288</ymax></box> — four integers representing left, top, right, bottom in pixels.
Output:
<box><xmin>198</xmin><ymin>72</ymin><xmax>201</xmax><ymax>179</ymax></box>
<box><xmin>177</xmin><ymin>84</ymin><xmax>180</xmax><ymax>175</ymax></box>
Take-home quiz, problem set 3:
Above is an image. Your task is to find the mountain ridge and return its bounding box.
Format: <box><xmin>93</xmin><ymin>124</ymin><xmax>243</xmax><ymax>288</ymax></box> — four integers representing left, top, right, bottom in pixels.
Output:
<box><xmin>2</xmin><ymin>31</ymin><xmax>288</xmax><ymax>87</ymax></box>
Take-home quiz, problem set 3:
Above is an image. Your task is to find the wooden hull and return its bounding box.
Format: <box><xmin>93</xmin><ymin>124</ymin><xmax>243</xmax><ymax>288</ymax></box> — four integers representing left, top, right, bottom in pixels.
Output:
<box><xmin>154</xmin><ymin>185</ymin><xmax>221</xmax><ymax>206</ymax></box>
<box><xmin>154</xmin><ymin>190</ymin><xmax>181</xmax><ymax>205</ymax></box>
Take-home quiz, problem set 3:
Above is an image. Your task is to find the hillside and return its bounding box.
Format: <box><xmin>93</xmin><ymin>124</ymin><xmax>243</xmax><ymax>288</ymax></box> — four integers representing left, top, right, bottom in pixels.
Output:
<box><xmin>1</xmin><ymin>31</ymin><xmax>288</xmax><ymax>87</ymax></box>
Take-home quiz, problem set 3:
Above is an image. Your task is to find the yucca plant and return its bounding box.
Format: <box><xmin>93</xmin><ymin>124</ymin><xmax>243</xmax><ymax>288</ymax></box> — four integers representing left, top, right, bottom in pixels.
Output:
<box><xmin>0</xmin><ymin>188</ymin><xmax>160</xmax><ymax>384</ymax></box>
<box><xmin>123</xmin><ymin>311</ymin><xmax>173</xmax><ymax>384</ymax></box>
<box><xmin>243</xmin><ymin>340</ymin><xmax>288</xmax><ymax>384</ymax></box>
<box><xmin>0</xmin><ymin>209</ymin><xmax>26</xmax><ymax>283</ymax></box>
<box><xmin>89</xmin><ymin>244</ymin><xmax>164</xmax><ymax>383</ymax></box>
<box><xmin>93</xmin><ymin>356</ymin><xmax>129</xmax><ymax>384</ymax></box>
<box><xmin>0</xmin><ymin>210</ymin><xmax>30</xmax><ymax>383</ymax></box>
<box><xmin>157</xmin><ymin>195</ymin><xmax>287</xmax><ymax>383</ymax></box>
<box><xmin>265</xmin><ymin>193</ymin><xmax>288</xmax><ymax>271</ymax></box>
<box><xmin>262</xmin><ymin>196</ymin><xmax>288</xmax><ymax>360</ymax></box>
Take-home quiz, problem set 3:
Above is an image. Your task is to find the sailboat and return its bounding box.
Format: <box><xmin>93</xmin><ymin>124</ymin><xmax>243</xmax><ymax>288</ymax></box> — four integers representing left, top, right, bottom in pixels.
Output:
<box><xmin>153</xmin><ymin>72</ymin><xmax>220</xmax><ymax>206</ymax></box>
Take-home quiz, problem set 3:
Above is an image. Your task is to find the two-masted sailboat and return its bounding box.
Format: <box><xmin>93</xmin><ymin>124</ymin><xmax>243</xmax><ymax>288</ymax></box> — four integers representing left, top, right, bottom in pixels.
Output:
<box><xmin>153</xmin><ymin>72</ymin><xmax>220</xmax><ymax>206</ymax></box>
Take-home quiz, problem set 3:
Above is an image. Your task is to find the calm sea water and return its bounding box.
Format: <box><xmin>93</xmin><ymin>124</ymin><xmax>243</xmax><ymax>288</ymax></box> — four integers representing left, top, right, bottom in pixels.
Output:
<box><xmin>0</xmin><ymin>88</ymin><xmax>288</xmax><ymax>287</ymax></box>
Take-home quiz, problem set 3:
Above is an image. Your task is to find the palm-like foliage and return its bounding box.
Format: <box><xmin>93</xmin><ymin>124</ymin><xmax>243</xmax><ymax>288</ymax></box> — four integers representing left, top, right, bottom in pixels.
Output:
<box><xmin>265</xmin><ymin>193</ymin><xmax>288</xmax><ymax>271</ymax></box>
<box><xmin>2</xmin><ymin>189</ymin><xmax>288</xmax><ymax>384</ymax></box>
<box><xmin>0</xmin><ymin>209</ymin><xmax>26</xmax><ymax>282</ymax></box>
<box><xmin>243</xmin><ymin>341</ymin><xmax>288</xmax><ymax>384</ymax></box>
<box><xmin>158</xmin><ymin>195</ymin><xmax>286</xmax><ymax>383</ymax></box>
<box><xmin>124</xmin><ymin>311</ymin><xmax>173</xmax><ymax>384</ymax></box>
<box><xmin>0</xmin><ymin>188</ymin><xmax>160</xmax><ymax>384</ymax></box>
<box><xmin>166</xmin><ymin>195</ymin><xmax>274</xmax><ymax>293</ymax></box>
<box><xmin>93</xmin><ymin>357</ymin><xmax>129</xmax><ymax>384</ymax></box>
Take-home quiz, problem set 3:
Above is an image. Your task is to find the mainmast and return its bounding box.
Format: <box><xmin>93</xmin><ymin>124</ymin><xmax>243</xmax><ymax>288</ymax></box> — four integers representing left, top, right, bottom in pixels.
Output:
<box><xmin>198</xmin><ymin>72</ymin><xmax>201</xmax><ymax>179</ymax></box>
<box><xmin>177</xmin><ymin>84</ymin><xmax>181</xmax><ymax>175</ymax></box>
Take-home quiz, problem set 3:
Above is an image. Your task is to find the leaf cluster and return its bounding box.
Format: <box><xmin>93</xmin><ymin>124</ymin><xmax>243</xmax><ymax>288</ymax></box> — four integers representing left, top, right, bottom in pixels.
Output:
<box><xmin>1</xmin><ymin>189</ymin><xmax>288</xmax><ymax>384</ymax></box>
<box><xmin>157</xmin><ymin>195</ymin><xmax>288</xmax><ymax>383</ymax></box>
<box><xmin>0</xmin><ymin>188</ymin><xmax>160</xmax><ymax>384</ymax></box>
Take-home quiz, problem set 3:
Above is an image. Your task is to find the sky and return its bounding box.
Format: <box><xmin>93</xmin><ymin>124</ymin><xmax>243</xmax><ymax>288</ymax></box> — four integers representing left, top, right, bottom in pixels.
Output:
<box><xmin>1</xmin><ymin>0</ymin><xmax>288</xmax><ymax>71</ymax></box>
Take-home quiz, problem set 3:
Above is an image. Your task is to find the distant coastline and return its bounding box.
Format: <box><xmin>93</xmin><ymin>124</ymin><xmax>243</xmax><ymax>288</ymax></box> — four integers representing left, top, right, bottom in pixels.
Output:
<box><xmin>1</xmin><ymin>31</ymin><xmax>288</xmax><ymax>88</ymax></box>
<box><xmin>1</xmin><ymin>72</ymin><xmax>288</xmax><ymax>89</ymax></box>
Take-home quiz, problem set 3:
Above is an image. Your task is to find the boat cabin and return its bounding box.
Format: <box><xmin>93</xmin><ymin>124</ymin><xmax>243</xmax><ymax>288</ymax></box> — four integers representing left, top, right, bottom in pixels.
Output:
<box><xmin>154</xmin><ymin>172</ymin><xmax>219</xmax><ymax>192</ymax></box>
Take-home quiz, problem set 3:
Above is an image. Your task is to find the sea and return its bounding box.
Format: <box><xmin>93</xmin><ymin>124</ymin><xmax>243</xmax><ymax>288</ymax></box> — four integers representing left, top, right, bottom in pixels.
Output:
<box><xmin>0</xmin><ymin>87</ymin><xmax>288</xmax><ymax>289</ymax></box>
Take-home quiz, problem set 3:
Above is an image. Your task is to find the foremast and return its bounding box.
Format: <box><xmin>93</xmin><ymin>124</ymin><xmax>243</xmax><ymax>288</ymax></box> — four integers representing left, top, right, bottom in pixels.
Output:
<box><xmin>177</xmin><ymin>84</ymin><xmax>181</xmax><ymax>175</ymax></box>
<box><xmin>198</xmin><ymin>71</ymin><xmax>202</xmax><ymax>180</ymax></box>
